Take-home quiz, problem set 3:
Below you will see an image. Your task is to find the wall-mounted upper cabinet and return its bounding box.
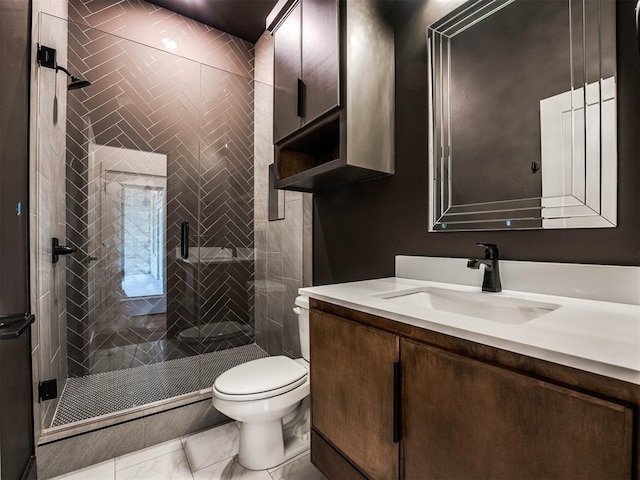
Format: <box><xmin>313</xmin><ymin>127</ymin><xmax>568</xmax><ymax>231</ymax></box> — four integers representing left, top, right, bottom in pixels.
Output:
<box><xmin>272</xmin><ymin>2</ymin><xmax>303</xmax><ymax>142</ymax></box>
<box><xmin>267</xmin><ymin>0</ymin><xmax>394</xmax><ymax>193</ymax></box>
<box><xmin>273</xmin><ymin>0</ymin><xmax>339</xmax><ymax>143</ymax></box>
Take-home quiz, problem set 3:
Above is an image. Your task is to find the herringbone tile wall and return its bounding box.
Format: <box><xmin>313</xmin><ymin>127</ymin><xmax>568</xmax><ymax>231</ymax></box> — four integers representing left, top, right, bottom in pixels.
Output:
<box><xmin>198</xmin><ymin>65</ymin><xmax>255</xmax><ymax>352</ymax></box>
<box><xmin>64</xmin><ymin>19</ymin><xmax>255</xmax><ymax>377</ymax></box>
<box><xmin>68</xmin><ymin>0</ymin><xmax>254</xmax><ymax>79</ymax></box>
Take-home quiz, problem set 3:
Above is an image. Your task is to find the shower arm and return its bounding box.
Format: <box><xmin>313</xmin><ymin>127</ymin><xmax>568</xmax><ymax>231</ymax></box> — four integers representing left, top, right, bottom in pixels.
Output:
<box><xmin>37</xmin><ymin>45</ymin><xmax>91</xmax><ymax>90</ymax></box>
<box><xmin>55</xmin><ymin>65</ymin><xmax>78</xmax><ymax>81</ymax></box>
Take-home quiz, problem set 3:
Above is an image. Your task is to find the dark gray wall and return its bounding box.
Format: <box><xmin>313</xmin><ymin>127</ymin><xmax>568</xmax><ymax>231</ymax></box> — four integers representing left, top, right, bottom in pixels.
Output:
<box><xmin>0</xmin><ymin>2</ymin><xmax>35</xmax><ymax>479</ymax></box>
<box><xmin>0</xmin><ymin>0</ymin><xmax>30</xmax><ymax>315</ymax></box>
<box><xmin>314</xmin><ymin>0</ymin><xmax>640</xmax><ymax>285</ymax></box>
<box><xmin>448</xmin><ymin>0</ymin><xmax>570</xmax><ymax>204</ymax></box>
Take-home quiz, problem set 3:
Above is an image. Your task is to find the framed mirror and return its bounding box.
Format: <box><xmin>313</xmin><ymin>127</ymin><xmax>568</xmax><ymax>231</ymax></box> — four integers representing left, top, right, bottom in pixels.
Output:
<box><xmin>427</xmin><ymin>0</ymin><xmax>616</xmax><ymax>231</ymax></box>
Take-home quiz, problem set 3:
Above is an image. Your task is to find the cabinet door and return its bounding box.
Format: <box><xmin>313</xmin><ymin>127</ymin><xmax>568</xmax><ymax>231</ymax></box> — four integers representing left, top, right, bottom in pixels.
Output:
<box><xmin>273</xmin><ymin>2</ymin><xmax>302</xmax><ymax>143</ymax></box>
<box><xmin>310</xmin><ymin>310</ymin><xmax>399</xmax><ymax>479</ymax></box>
<box><xmin>301</xmin><ymin>0</ymin><xmax>339</xmax><ymax>124</ymax></box>
<box><xmin>402</xmin><ymin>339</ymin><xmax>633</xmax><ymax>480</ymax></box>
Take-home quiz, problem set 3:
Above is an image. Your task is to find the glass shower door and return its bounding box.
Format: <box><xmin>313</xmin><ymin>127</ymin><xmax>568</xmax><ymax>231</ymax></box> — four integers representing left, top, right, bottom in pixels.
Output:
<box><xmin>64</xmin><ymin>20</ymin><xmax>203</xmax><ymax>376</ymax></box>
<box><xmin>84</xmin><ymin>145</ymin><xmax>168</xmax><ymax>374</ymax></box>
<box><xmin>192</xmin><ymin>64</ymin><xmax>256</xmax><ymax>381</ymax></box>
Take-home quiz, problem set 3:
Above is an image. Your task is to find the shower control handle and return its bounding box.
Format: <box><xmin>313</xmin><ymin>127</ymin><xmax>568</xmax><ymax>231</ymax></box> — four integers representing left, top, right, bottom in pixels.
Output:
<box><xmin>52</xmin><ymin>237</ymin><xmax>77</xmax><ymax>264</ymax></box>
<box><xmin>181</xmin><ymin>222</ymin><xmax>189</xmax><ymax>260</ymax></box>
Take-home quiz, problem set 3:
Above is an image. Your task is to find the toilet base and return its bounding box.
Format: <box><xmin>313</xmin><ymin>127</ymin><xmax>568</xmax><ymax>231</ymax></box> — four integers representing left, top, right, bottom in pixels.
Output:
<box><xmin>237</xmin><ymin>398</ymin><xmax>311</xmax><ymax>471</ymax></box>
<box><xmin>238</xmin><ymin>419</ymin><xmax>285</xmax><ymax>470</ymax></box>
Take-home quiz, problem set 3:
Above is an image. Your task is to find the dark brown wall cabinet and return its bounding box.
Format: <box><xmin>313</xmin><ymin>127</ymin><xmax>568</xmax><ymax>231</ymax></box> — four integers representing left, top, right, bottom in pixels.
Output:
<box><xmin>273</xmin><ymin>0</ymin><xmax>339</xmax><ymax>143</ymax></box>
<box><xmin>268</xmin><ymin>0</ymin><xmax>394</xmax><ymax>192</ymax></box>
<box><xmin>309</xmin><ymin>300</ymin><xmax>638</xmax><ymax>479</ymax></box>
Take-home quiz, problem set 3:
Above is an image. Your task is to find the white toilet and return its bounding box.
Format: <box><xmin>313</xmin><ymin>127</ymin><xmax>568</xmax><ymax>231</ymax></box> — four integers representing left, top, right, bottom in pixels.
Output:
<box><xmin>212</xmin><ymin>296</ymin><xmax>311</xmax><ymax>470</ymax></box>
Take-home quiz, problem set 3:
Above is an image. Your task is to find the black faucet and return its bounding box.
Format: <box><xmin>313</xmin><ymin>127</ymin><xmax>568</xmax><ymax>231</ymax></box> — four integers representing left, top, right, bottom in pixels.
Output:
<box><xmin>467</xmin><ymin>243</ymin><xmax>502</xmax><ymax>292</ymax></box>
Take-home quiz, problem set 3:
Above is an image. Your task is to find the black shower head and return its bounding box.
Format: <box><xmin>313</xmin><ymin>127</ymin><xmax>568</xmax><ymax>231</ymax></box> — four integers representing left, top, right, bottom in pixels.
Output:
<box><xmin>67</xmin><ymin>77</ymin><xmax>92</xmax><ymax>91</ymax></box>
<box><xmin>56</xmin><ymin>66</ymin><xmax>91</xmax><ymax>91</ymax></box>
<box><xmin>37</xmin><ymin>46</ymin><xmax>91</xmax><ymax>91</ymax></box>
<box><xmin>68</xmin><ymin>80</ymin><xmax>91</xmax><ymax>91</ymax></box>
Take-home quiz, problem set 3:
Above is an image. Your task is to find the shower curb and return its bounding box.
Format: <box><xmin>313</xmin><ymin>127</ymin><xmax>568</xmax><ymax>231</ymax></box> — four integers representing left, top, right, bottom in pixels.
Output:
<box><xmin>36</xmin><ymin>398</ymin><xmax>230</xmax><ymax>479</ymax></box>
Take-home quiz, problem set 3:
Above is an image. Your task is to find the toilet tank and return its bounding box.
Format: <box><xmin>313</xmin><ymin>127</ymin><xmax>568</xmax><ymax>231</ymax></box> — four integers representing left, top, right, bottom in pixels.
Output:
<box><xmin>294</xmin><ymin>296</ymin><xmax>310</xmax><ymax>361</ymax></box>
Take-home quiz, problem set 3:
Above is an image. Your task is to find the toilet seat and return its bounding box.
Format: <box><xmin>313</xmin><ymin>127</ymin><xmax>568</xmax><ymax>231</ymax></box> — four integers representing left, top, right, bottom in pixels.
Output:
<box><xmin>214</xmin><ymin>356</ymin><xmax>308</xmax><ymax>401</ymax></box>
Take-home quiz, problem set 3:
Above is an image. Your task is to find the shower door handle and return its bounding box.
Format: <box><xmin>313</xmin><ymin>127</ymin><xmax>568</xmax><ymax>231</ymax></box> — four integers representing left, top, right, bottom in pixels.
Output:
<box><xmin>52</xmin><ymin>237</ymin><xmax>77</xmax><ymax>263</ymax></box>
<box><xmin>181</xmin><ymin>221</ymin><xmax>189</xmax><ymax>259</ymax></box>
<box><xmin>0</xmin><ymin>314</ymin><xmax>35</xmax><ymax>340</ymax></box>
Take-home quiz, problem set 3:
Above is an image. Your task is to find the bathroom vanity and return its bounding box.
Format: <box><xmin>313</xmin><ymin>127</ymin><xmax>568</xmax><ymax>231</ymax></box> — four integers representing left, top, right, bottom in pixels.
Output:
<box><xmin>302</xmin><ymin>259</ymin><xmax>640</xmax><ymax>479</ymax></box>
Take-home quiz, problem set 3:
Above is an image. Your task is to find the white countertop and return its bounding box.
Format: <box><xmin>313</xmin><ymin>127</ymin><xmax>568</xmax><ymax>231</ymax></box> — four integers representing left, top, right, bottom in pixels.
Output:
<box><xmin>300</xmin><ymin>277</ymin><xmax>640</xmax><ymax>385</ymax></box>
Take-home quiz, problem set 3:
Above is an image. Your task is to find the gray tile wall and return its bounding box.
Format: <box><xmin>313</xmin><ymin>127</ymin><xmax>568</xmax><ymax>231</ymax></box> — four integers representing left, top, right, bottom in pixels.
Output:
<box><xmin>253</xmin><ymin>33</ymin><xmax>313</xmax><ymax>358</ymax></box>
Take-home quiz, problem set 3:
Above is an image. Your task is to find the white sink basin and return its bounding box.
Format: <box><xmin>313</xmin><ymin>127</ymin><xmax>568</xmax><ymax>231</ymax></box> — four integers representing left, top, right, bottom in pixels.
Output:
<box><xmin>376</xmin><ymin>287</ymin><xmax>561</xmax><ymax>324</ymax></box>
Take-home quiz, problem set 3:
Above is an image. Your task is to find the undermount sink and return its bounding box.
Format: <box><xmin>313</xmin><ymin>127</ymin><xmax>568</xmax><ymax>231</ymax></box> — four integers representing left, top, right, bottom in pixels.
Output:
<box><xmin>376</xmin><ymin>287</ymin><xmax>561</xmax><ymax>324</ymax></box>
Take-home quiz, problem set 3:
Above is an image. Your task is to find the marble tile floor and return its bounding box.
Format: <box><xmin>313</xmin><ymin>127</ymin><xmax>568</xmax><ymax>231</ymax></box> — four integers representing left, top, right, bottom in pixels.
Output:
<box><xmin>51</xmin><ymin>422</ymin><xmax>326</xmax><ymax>480</ymax></box>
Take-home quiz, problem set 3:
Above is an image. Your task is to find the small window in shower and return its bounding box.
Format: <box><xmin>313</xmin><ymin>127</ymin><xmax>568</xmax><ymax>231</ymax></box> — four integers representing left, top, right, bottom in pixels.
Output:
<box><xmin>121</xmin><ymin>184</ymin><xmax>165</xmax><ymax>298</ymax></box>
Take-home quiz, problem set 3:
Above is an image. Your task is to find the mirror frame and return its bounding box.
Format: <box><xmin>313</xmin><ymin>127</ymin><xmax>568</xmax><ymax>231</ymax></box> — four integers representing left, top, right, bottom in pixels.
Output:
<box><xmin>427</xmin><ymin>0</ymin><xmax>617</xmax><ymax>232</ymax></box>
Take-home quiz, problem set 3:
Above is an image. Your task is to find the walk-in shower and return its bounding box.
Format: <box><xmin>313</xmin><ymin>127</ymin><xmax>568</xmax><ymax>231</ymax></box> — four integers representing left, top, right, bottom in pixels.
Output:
<box><xmin>35</xmin><ymin>13</ymin><xmax>269</xmax><ymax>434</ymax></box>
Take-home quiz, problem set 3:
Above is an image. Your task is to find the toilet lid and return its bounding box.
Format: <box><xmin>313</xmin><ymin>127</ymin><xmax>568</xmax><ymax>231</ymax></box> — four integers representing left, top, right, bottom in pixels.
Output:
<box><xmin>214</xmin><ymin>356</ymin><xmax>307</xmax><ymax>400</ymax></box>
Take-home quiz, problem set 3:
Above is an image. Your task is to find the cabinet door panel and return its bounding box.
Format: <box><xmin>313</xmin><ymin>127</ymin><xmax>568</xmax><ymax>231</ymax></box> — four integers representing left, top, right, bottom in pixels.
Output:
<box><xmin>273</xmin><ymin>3</ymin><xmax>302</xmax><ymax>143</ymax></box>
<box><xmin>310</xmin><ymin>310</ymin><xmax>399</xmax><ymax>480</ymax></box>
<box><xmin>302</xmin><ymin>0</ymin><xmax>340</xmax><ymax>123</ymax></box>
<box><xmin>402</xmin><ymin>339</ymin><xmax>633</xmax><ymax>480</ymax></box>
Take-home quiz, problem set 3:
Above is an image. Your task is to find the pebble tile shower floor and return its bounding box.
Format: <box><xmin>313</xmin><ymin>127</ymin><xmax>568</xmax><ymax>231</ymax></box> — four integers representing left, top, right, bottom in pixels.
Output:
<box><xmin>52</xmin><ymin>344</ymin><xmax>268</xmax><ymax>426</ymax></box>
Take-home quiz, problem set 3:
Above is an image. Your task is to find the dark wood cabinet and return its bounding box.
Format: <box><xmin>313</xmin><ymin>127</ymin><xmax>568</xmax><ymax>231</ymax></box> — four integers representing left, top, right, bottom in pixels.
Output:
<box><xmin>402</xmin><ymin>339</ymin><xmax>633</xmax><ymax>480</ymax></box>
<box><xmin>267</xmin><ymin>0</ymin><xmax>394</xmax><ymax>192</ymax></box>
<box><xmin>273</xmin><ymin>2</ymin><xmax>302</xmax><ymax>143</ymax></box>
<box><xmin>310</xmin><ymin>309</ymin><xmax>399</xmax><ymax>480</ymax></box>
<box><xmin>309</xmin><ymin>299</ymin><xmax>640</xmax><ymax>480</ymax></box>
<box><xmin>272</xmin><ymin>0</ymin><xmax>339</xmax><ymax>144</ymax></box>
<box><xmin>301</xmin><ymin>0</ymin><xmax>339</xmax><ymax>124</ymax></box>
